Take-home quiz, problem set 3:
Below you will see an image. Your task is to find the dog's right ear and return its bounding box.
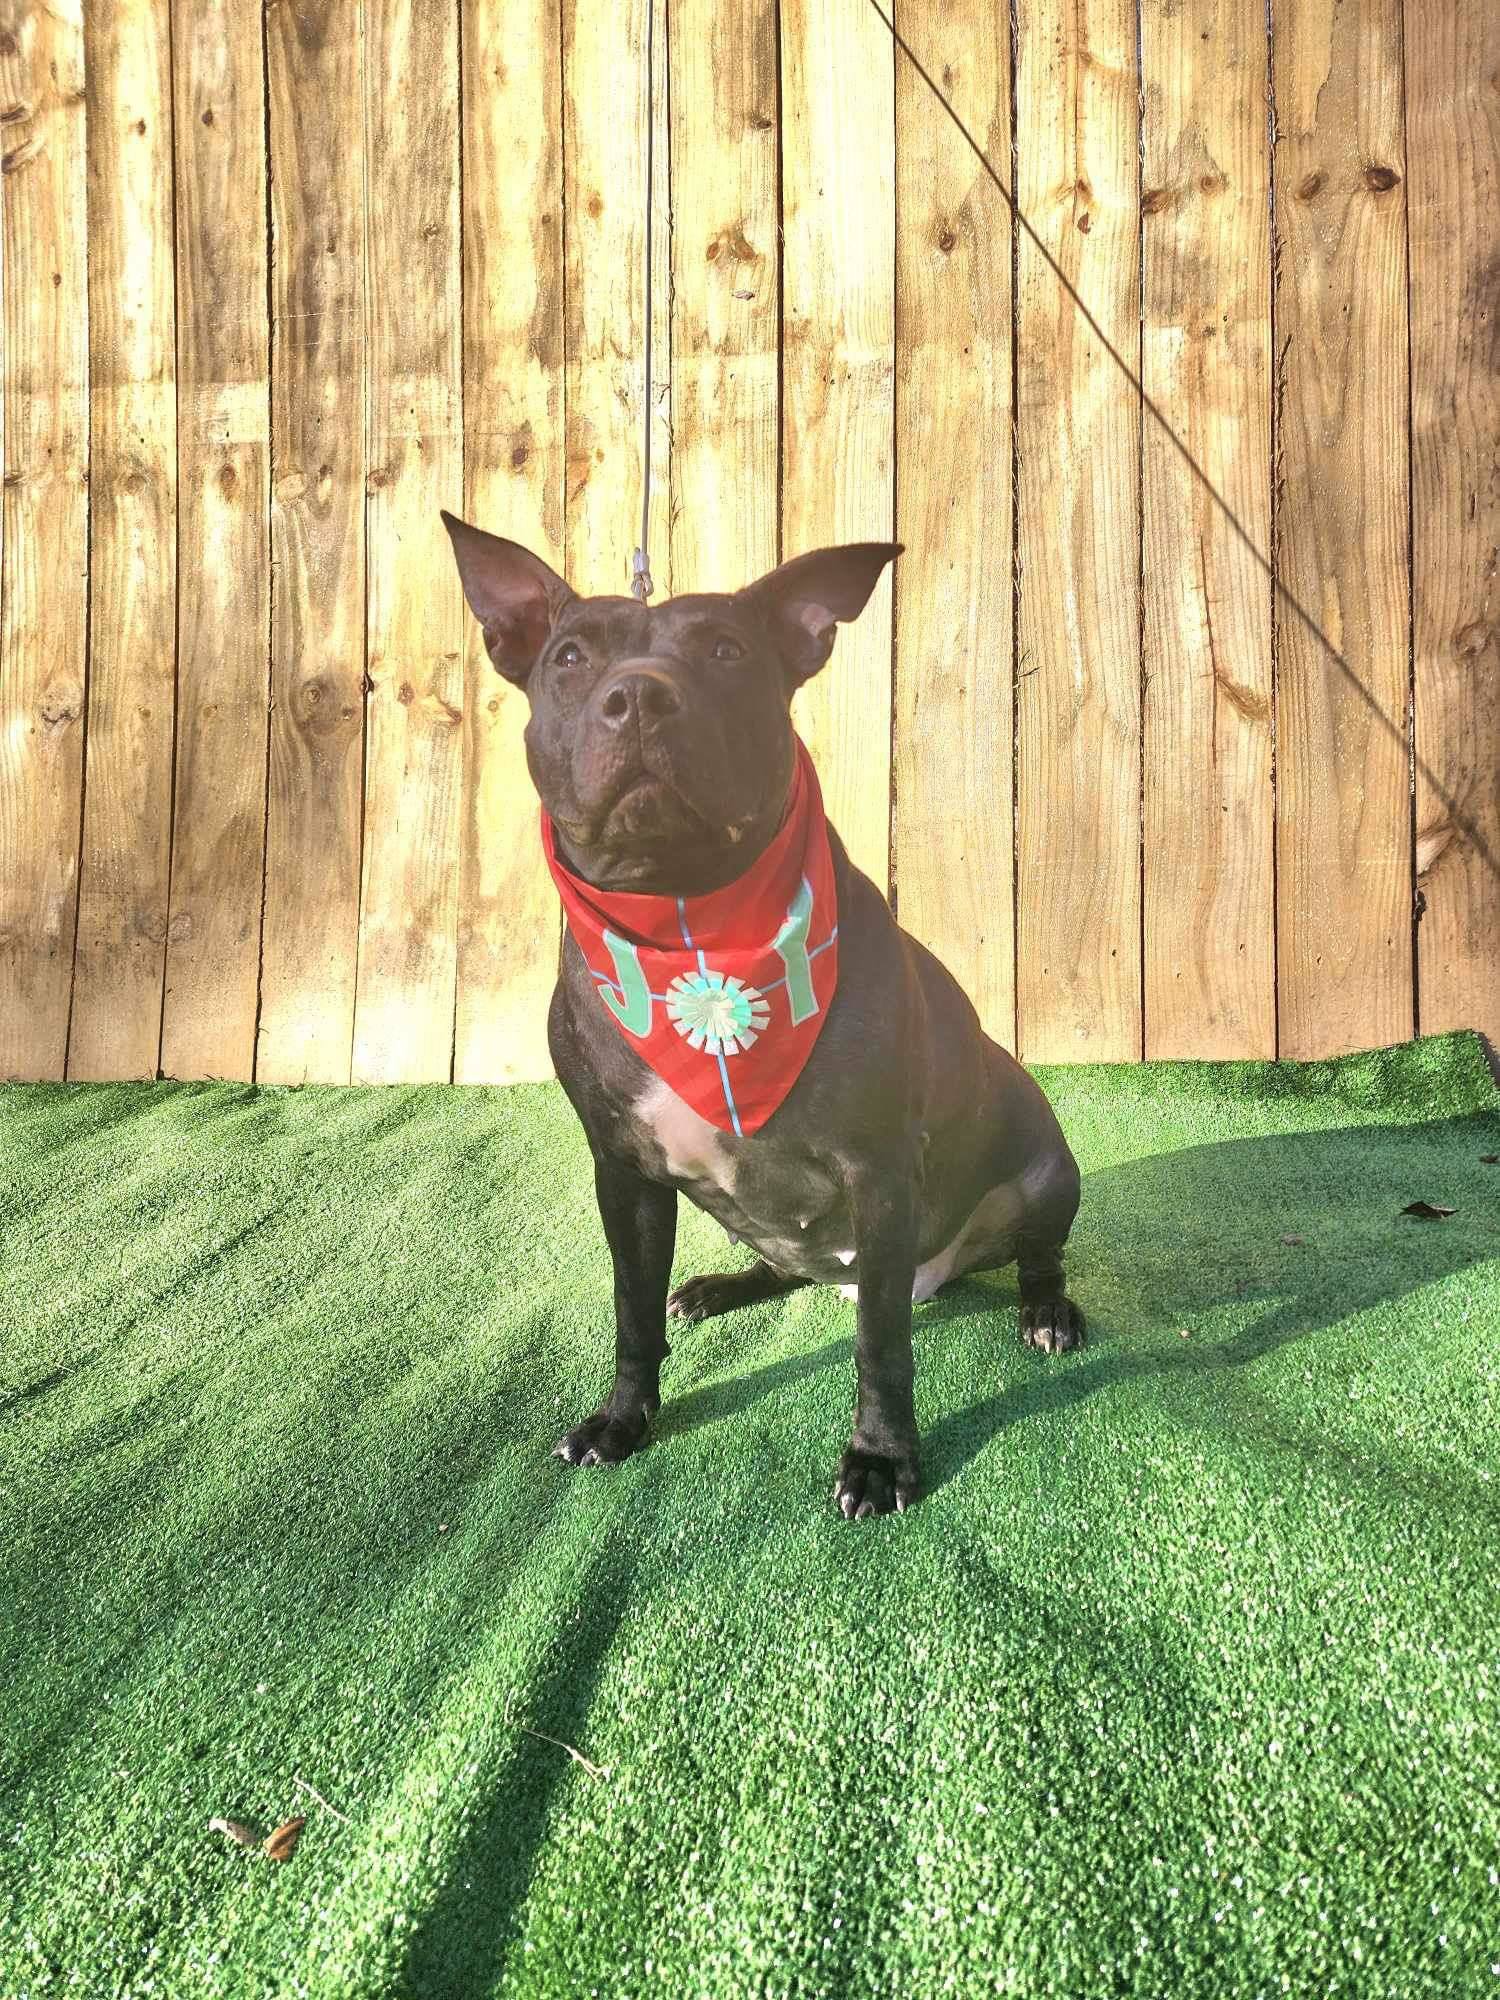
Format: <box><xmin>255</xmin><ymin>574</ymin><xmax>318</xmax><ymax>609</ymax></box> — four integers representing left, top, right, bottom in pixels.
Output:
<box><xmin>441</xmin><ymin>511</ymin><xmax>576</xmax><ymax>686</ymax></box>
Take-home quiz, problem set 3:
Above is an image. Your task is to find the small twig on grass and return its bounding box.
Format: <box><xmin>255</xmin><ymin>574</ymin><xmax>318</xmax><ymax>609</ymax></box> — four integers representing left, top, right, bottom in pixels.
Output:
<box><xmin>292</xmin><ymin>1773</ymin><xmax>353</xmax><ymax>1826</ymax></box>
<box><xmin>504</xmin><ymin>1690</ymin><xmax>611</xmax><ymax>1781</ymax></box>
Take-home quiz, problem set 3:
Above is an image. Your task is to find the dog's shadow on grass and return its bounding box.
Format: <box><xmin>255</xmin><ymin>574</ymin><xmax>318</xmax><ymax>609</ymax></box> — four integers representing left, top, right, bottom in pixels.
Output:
<box><xmin>659</xmin><ymin>1112</ymin><xmax>1498</xmax><ymax>1498</ymax></box>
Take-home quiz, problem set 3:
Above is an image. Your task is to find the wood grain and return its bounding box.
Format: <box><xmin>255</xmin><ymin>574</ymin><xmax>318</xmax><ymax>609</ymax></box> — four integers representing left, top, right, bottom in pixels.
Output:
<box><xmin>1271</xmin><ymin>0</ymin><xmax>1411</xmax><ymax>1056</ymax></box>
<box><xmin>891</xmin><ymin>0</ymin><xmax>1015</xmax><ymax>1046</ymax></box>
<box><xmin>779</xmin><ymin>0</ymin><xmax>895</xmax><ymax>888</ymax></box>
<box><xmin>1140</xmin><ymin>0</ymin><xmax>1273</xmax><ymax>1059</ymax></box>
<box><xmin>1406</xmin><ymin>0</ymin><xmax>1500</xmax><ymax>1049</ymax></box>
<box><xmin>0</xmin><ymin>0</ymin><xmax>89</xmax><ymax>1082</ymax></box>
<box><xmin>669</xmin><ymin>0</ymin><xmax>779</xmax><ymax>595</ymax></box>
<box><xmin>70</xmin><ymin>0</ymin><xmax>176</xmax><ymax>1080</ymax></box>
<box><xmin>257</xmin><ymin>0</ymin><xmax>368</xmax><ymax>1085</ymax></box>
<box><xmin>352</xmin><ymin>0</ymin><xmax>463</xmax><ymax>1084</ymax></box>
<box><xmin>161</xmin><ymin>0</ymin><xmax>271</xmax><ymax>1080</ymax></box>
<box><xmin>1014</xmin><ymin>0</ymin><xmax>1142</xmax><ymax>1062</ymax></box>
<box><xmin>454</xmin><ymin>0</ymin><xmax>562</xmax><ymax>1085</ymax></box>
<box><xmin>562</xmin><ymin>0</ymin><xmax>672</xmax><ymax>602</ymax></box>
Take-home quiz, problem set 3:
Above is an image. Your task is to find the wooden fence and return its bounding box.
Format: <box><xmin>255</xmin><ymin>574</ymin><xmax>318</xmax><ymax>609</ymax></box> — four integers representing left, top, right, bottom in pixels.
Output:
<box><xmin>1</xmin><ymin>0</ymin><xmax>1495</xmax><ymax>1086</ymax></box>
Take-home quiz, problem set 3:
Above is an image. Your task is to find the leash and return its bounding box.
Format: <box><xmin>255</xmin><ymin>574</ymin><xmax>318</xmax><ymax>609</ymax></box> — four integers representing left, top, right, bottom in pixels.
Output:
<box><xmin>630</xmin><ymin>0</ymin><xmax>657</xmax><ymax>602</ymax></box>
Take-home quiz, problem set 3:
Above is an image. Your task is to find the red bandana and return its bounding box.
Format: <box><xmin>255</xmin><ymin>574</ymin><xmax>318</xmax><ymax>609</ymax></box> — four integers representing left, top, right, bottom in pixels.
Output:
<box><xmin>541</xmin><ymin>740</ymin><xmax>839</xmax><ymax>1136</ymax></box>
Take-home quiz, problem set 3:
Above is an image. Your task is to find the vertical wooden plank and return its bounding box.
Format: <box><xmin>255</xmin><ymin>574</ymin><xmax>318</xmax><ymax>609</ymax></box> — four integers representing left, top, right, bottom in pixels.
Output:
<box><xmin>0</xmin><ymin>0</ymin><xmax>88</xmax><ymax>1082</ymax></box>
<box><xmin>258</xmin><ymin>0</ymin><xmax>367</xmax><ymax>1085</ymax></box>
<box><xmin>70</xmin><ymin>0</ymin><xmax>175</xmax><ymax>1080</ymax></box>
<box><xmin>454</xmin><ymin>0</ymin><xmax>562</xmax><ymax>1086</ymax></box>
<box><xmin>891</xmin><ymin>0</ymin><xmax>1015</xmax><ymax>1047</ymax></box>
<box><xmin>669</xmin><ymin>0</ymin><xmax>778</xmax><ymax>595</ymax></box>
<box><xmin>562</xmin><ymin>0</ymin><xmax>672</xmax><ymax>602</ymax></box>
<box><xmin>1406</xmin><ymin>0</ymin><xmax>1500</xmax><ymax>1049</ymax></box>
<box><xmin>1140</xmin><ymin>0</ymin><xmax>1273</xmax><ymax>1059</ymax></box>
<box><xmin>779</xmin><ymin>0</ymin><xmax>895</xmax><ymax>887</ymax></box>
<box><xmin>353</xmin><ymin>0</ymin><xmax>462</xmax><ymax>1085</ymax></box>
<box><xmin>162</xmin><ymin>0</ymin><xmax>271</xmax><ymax>1080</ymax></box>
<box><xmin>1014</xmin><ymin>0</ymin><xmax>1142</xmax><ymax>1061</ymax></box>
<box><xmin>1272</xmin><ymin>0</ymin><xmax>1410</xmax><ymax>1057</ymax></box>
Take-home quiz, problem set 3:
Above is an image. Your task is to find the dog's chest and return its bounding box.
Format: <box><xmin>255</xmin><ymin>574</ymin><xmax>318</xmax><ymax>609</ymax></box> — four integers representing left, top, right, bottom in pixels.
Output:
<box><xmin>627</xmin><ymin>1079</ymin><xmax>849</xmax><ymax>1276</ymax></box>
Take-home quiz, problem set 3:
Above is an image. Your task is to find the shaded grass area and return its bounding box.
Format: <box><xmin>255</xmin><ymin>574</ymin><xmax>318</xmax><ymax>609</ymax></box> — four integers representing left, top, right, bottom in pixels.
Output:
<box><xmin>2</xmin><ymin>1032</ymin><xmax>1497</xmax><ymax>1999</ymax></box>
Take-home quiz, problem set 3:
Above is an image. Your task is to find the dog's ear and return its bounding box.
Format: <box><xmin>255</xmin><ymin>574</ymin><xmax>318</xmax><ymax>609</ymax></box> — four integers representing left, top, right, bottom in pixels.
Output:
<box><xmin>441</xmin><ymin>511</ymin><xmax>576</xmax><ymax>686</ymax></box>
<box><xmin>739</xmin><ymin>542</ymin><xmax>902</xmax><ymax>686</ymax></box>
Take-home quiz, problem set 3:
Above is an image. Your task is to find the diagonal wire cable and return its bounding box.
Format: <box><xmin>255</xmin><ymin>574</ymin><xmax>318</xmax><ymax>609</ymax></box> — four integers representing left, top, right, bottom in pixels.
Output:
<box><xmin>862</xmin><ymin>0</ymin><xmax>1494</xmax><ymax>884</ymax></box>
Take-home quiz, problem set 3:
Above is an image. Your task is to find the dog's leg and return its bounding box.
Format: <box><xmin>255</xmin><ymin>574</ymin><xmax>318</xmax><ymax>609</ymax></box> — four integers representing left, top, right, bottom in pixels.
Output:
<box><xmin>833</xmin><ymin>1168</ymin><xmax>920</xmax><ymax>1519</ymax></box>
<box><xmin>667</xmin><ymin>1260</ymin><xmax>808</xmax><ymax>1325</ymax></box>
<box><xmin>554</xmin><ymin>1155</ymin><xmax>677</xmax><ymax>1467</ymax></box>
<box><xmin>1017</xmin><ymin>1152</ymin><xmax>1085</xmax><ymax>1356</ymax></box>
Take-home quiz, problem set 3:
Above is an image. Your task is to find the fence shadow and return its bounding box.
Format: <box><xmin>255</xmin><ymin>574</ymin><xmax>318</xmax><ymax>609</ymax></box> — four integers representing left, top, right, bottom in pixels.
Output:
<box><xmin>642</xmin><ymin>1111</ymin><xmax>1498</xmax><ymax>1497</ymax></box>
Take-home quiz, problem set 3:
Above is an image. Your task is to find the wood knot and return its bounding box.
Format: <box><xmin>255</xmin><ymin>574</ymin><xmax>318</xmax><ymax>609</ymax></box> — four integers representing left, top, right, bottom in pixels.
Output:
<box><xmin>397</xmin><ymin>681</ymin><xmax>414</xmax><ymax>705</ymax></box>
<box><xmin>511</xmin><ymin>442</ymin><xmax>529</xmax><ymax>468</ymax></box>
<box><xmin>1295</xmin><ymin>169</ymin><xmax>1325</xmax><ymax>202</ymax></box>
<box><xmin>1076</xmin><ymin>211</ymin><xmax>1092</xmax><ymax>233</ymax></box>
<box><xmin>707</xmin><ymin>222</ymin><xmax>756</xmax><ymax>265</ymax></box>
<box><xmin>1199</xmin><ymin>172</ymin><xmax>1227</xmax><ymax>195</ymax></box>
<box><xmin>1363</xmin><ymin>163</ymin><xmax>1400</xmax><ymax>192</ymax></box>
<box><xmin>135</xmin><ymin>118</ymin><xmax>147</xmax><ymax>135</ymax></box>
<box><xmin>937</xmin><ymin>226</ymin><xmax>957</xmax><ymax>254</ymax></box>
<box><xmin>217</xmin><ymin>462</ymin><xmax>238</xmax><ymax>500</ymax></box>
<box><xmin>1141</xmin><ymin>187</ymin><xmax>1175</xmax><ymax>215</ymax></box>
<box><xmin>201</xmin><ymin>107</ymin><xmax>214</xmax><ymax>127</ymax></box>
<box><xmin>1453</xmin><ymin>619</ymin><xmax>1493</xmax><ymax>659</ymax></box>
<box><xmin>39</xmin><ymin>689</ymin><xmax>82</xmax><ymax>731</ymax></box>
<box><xmin>748</xmin><ymin>111</ymin><xmax>773</xmax><ymax>131</ymax></box>
<box><xmin>2</xmin><ymin>134</ymin><xmax>45</xmax><ymax>175</ymax></box>
<box><xmin>587</xmin><ymin>192</ymin><xmax>603</xmax><ymax>220</ymax></box>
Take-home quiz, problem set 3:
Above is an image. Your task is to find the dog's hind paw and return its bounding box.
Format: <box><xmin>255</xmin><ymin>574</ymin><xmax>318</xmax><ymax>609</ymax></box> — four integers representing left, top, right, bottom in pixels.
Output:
<box><xmin>1019</xmin><ymin>1294</ymin><xmax>1086</xmax><ymax>1356</ymax></box>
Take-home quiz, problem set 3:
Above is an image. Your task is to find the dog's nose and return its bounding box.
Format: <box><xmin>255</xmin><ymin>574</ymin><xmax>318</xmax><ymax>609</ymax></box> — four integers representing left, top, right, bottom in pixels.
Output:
<box><xmin>597</xmin><ymin>667</ymin><xmax>683</xmax><ymax>729</ymax></box>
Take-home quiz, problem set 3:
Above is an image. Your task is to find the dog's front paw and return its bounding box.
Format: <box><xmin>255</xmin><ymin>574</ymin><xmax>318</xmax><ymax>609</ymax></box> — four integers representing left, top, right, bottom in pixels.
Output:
<box><xmin>832</xmin><ymin>1443</ymin><xmax>919</xmax><ymax>1520</ymax></box>
<box><xmin>1019</xmin><ymin>1293</ymin><xmax>1086</xmax><ymax>1355</ymax></box>
<box><xmin>553</xmin><ymin>1403</ymin><xmax>654</xmax><ymax>1468</ymax></box>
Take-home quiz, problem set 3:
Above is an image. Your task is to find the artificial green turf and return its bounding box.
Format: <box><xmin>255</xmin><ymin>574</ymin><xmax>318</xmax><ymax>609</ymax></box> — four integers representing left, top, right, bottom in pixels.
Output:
<box><xmin>2</xmin><ymin>1032</ymin><xmax>1498</xmax><ymax>2000</ymax></box>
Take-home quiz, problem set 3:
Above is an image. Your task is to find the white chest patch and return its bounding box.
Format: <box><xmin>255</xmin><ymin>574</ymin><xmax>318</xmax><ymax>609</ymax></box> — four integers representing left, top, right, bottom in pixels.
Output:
<box><xmin>635</xmin><ymin>1080</ymin><xmax>735</xmax><ymax>1190</ymax></box>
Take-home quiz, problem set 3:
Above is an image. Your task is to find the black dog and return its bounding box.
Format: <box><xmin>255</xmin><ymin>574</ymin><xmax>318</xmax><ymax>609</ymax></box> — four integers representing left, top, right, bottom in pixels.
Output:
<box><xmin>443</xmin><ymin>515</ymin><xmax>1083</xmax><ymax>1518</ymax></box>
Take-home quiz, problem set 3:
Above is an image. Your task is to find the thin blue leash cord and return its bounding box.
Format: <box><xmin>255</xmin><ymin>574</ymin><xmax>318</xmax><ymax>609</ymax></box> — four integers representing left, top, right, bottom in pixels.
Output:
<box><xmin>631</xmin><ymin>0</ymin><xmax>656</xmax><ymax>603</ymax></box>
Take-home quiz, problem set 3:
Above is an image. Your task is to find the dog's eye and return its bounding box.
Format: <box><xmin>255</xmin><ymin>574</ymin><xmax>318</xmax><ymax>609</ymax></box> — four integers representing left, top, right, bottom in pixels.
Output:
<box><xmin>712</xmin><ymin>637</ymin><xmax>745</xmax><ymax>662</ymax></box>
<box><xmin>555</xmin><ymin>642</ymin><xmax>584</xmax><ymax>667</ymax></box>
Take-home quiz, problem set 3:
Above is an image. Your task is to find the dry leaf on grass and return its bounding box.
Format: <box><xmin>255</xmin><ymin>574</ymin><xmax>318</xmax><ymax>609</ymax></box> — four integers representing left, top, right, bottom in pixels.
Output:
<box><xmin>1480</xmin><ymin>1155</ymin><xmax>1498</xmax><ymax>1166</ymax></box>
<box><xmin>263</xmin><ymin>1816</ymin><xmax>306</xmax><ymax>1862</ymax></box>
<box><xmin>1400</xmin><ymin>1201</ymin><xmax>1456</xmax><ymax>1220</ymax></box>
<box><xmin>208</xmin><ymin>1817</ymin><xmax>260</xmax><ymax>1849</ymax></box>
<box><xmin>1280</xmin><ymin>1233</ymin><xmax>1306</xmax><ymax>1247</ymax></box>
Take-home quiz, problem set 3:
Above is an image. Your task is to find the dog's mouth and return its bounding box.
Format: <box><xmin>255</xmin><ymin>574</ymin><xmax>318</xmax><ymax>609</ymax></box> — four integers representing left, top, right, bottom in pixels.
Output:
<box><xmin>553</xmin><ymin>768</ymin><xmax>706</xmax><ymax>851</ymax></box>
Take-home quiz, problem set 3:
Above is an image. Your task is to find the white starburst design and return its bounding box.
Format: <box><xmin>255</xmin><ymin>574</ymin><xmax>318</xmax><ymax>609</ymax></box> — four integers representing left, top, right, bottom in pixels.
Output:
<box><xmin>665</xmin><ymin>970</ymin><xmax>771</xmax><ymax>1056</ymax></box>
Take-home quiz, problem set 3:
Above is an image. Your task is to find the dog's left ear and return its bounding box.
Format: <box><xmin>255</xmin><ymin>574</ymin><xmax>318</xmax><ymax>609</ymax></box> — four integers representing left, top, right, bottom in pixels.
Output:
<box><xmin>441</xmin><ymin>510</ymin><xmax>576</xmax><ymax>686</ymax></box>
<box><xmin>739</xmin><ymin>542</ymin><xmax>902</xmax><ymax>686</ymax></box>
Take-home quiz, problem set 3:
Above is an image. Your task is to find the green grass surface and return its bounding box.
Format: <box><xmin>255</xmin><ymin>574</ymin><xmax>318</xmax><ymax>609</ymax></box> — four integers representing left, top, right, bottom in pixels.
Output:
<box><xmin>3</xmin><ymin>1033</ymin><xmax>1498</xmax><ymax>2000</ymax></box>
